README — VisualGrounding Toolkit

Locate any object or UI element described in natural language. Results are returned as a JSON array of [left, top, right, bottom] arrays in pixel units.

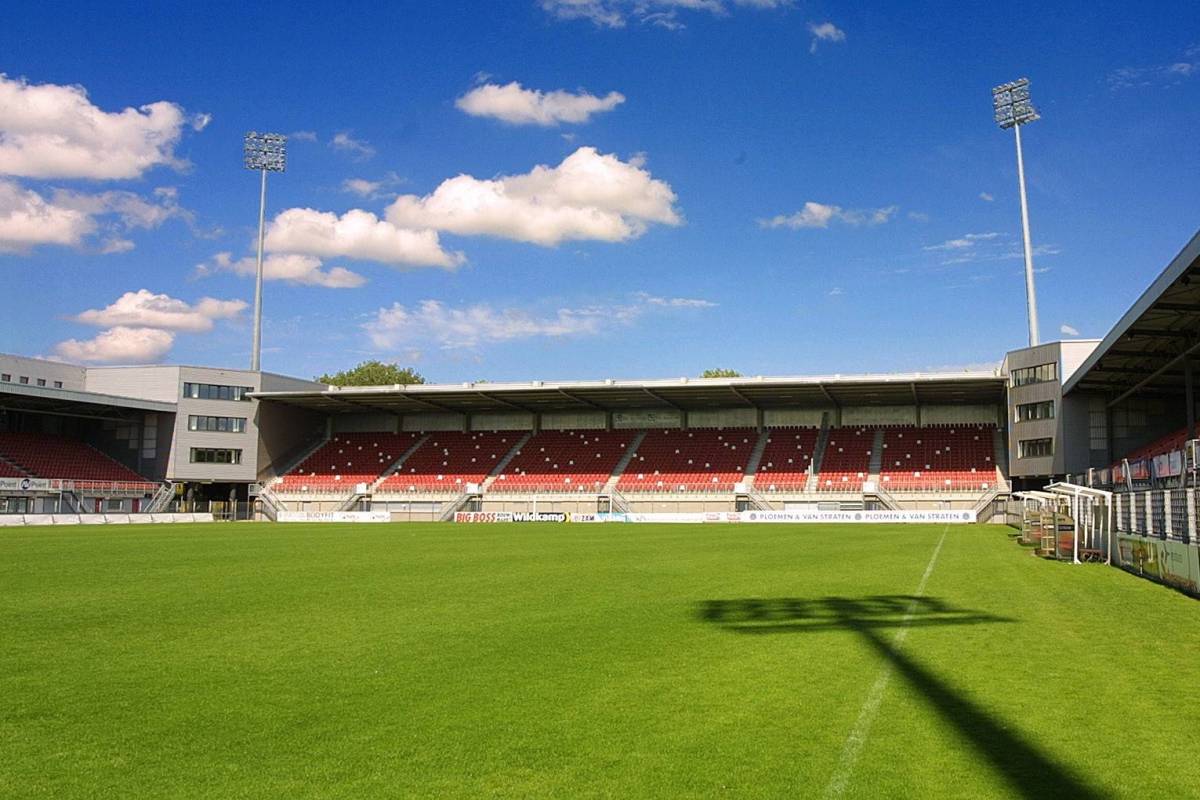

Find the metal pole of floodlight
[[993, 78, 1041, 347], [243, 132, 287, 371]]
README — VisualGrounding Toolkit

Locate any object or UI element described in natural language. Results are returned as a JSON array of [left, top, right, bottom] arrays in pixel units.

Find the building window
[[36, 378, 46, 387], [53, 381, 63, 389], [1, 374, 9, 382], [1010, 363, 1058, 387], [183, 382, 254, 401], [188, 415, 247, 433], [1015, 400, 1055, 422], [19, 376, 29, 385], [190, 447, 242, 465], [1018, 438, 1054, 459]]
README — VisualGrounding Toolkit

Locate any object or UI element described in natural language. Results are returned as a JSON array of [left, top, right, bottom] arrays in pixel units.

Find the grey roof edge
[[251, 369, 1005, 401], [0, 382, 177, 412], [1063, 228, 1200, 395]]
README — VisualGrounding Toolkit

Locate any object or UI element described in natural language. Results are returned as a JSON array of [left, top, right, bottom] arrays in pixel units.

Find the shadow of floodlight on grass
[[697, 596, 1110, 800]]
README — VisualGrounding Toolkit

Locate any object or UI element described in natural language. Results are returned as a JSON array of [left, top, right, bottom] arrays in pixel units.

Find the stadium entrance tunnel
[[697, 596, 1110, 800]]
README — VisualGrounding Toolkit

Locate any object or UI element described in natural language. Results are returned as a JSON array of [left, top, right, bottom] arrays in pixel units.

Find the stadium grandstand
[[4, 228, 1200, 592], [251, 370, 1009, 521], [0, 354, 321, 517]]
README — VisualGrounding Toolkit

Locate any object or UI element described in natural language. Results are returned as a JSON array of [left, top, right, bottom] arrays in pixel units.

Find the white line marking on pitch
[[822, 526, 949, 800]]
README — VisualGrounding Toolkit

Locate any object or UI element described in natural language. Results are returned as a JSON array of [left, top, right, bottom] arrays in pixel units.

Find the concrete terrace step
[[603, 430, 647, 493], [481, 431, 534, 491]]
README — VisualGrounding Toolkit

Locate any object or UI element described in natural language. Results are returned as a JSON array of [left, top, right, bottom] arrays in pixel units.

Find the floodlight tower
[[992, 78, 1041, 347], [243, 132, 287, 372]]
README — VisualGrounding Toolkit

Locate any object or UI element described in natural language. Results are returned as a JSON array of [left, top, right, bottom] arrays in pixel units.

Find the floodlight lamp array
[[991, 78, 1039, 130], [244, 132, 287, 172]]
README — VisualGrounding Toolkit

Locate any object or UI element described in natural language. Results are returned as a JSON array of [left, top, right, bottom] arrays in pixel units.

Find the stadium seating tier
[[379, 431, 520, 493], [754, 427, 819, 492], [492, 429, 635, 493], [878, 424, 996, 492], [816, 427, 878, 492], [277, 432, 421, 492], [617, 428, 756, 493], [0, 432, 148, 482]]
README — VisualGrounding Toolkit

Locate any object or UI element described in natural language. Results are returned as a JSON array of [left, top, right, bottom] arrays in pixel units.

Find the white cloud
[[342, 178, 384, 198], [456, 81, 625, 126], [195, 251, 367, 289], [341, 172, 404, 199], [366, 292, 715, 350], [1060, 324, 1080, 337], [807, 21, 846, 53], [539, 0, 787, 28], [0, 179, 191, 254], [0, 179, 95, 253], [979, 192, 994, 202], [265, 207, 463, 268], [828, 287, 844, 296], [386, 146, 681, 246], [52, 186, 188, 230], [99, 237, 135, 254], [759, 201, 897, 230], [290, 130, 318, 142], [635, 292, 717, 308], [0, 74, 189, 180], [73, 289, 246, 332], [907, 211, 930, 222], [330, 131, 375, 161], [190, 112, 212, 132], [1109, 47, 1200, 90], [923, 232, 999, 251], [927, 232, 1061, 266], [54, 326, 175, 364]]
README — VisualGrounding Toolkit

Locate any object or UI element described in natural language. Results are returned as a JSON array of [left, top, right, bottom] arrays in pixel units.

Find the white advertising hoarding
[[276, 511, 392, 523]]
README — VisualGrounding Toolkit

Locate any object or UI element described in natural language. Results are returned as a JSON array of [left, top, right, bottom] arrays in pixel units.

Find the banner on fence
[[455, 511, 514, 523], [277, 511, 391, 523], [740, 510, 976, 524], [1115, 534, 1200, 594], [454, 511, 571, 523], [452, 509, 976, 524], [0, 477, 52, 492]]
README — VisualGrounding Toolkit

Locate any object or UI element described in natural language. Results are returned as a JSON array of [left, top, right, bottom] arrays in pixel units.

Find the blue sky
[[2, 0, 1199, 382]]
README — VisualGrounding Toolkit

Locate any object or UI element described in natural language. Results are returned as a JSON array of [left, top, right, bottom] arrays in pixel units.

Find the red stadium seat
[[276, 432, 421, 492], [877, 424, 996, 492], [754, 427, 818, 492], [1123, 427, 1189, 463], [816, 427, 878, 492], [0, 432, 149, 482], [492, 429, 635, 493], [616, 428, 755, 493], [378, 431, 518, 494]]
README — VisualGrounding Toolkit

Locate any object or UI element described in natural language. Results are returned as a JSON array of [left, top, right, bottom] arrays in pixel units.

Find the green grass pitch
[[2, 521, 1198, 799]]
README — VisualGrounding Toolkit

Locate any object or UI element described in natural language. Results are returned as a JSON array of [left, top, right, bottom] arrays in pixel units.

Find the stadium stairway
[[806, 422, 832, 492], [742, 430, 772, 488], [602, 430, 647, 493], [0, 454, 31, 478], [269, 433, 331, 485], [867, 429, 886, 484], [370, 434, 432, 492], [992, 428, 1009, 487], [480, 431, 535, 491]]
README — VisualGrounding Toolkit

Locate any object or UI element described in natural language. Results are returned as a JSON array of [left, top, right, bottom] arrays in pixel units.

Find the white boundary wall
[[0, 513, 215, 526]]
